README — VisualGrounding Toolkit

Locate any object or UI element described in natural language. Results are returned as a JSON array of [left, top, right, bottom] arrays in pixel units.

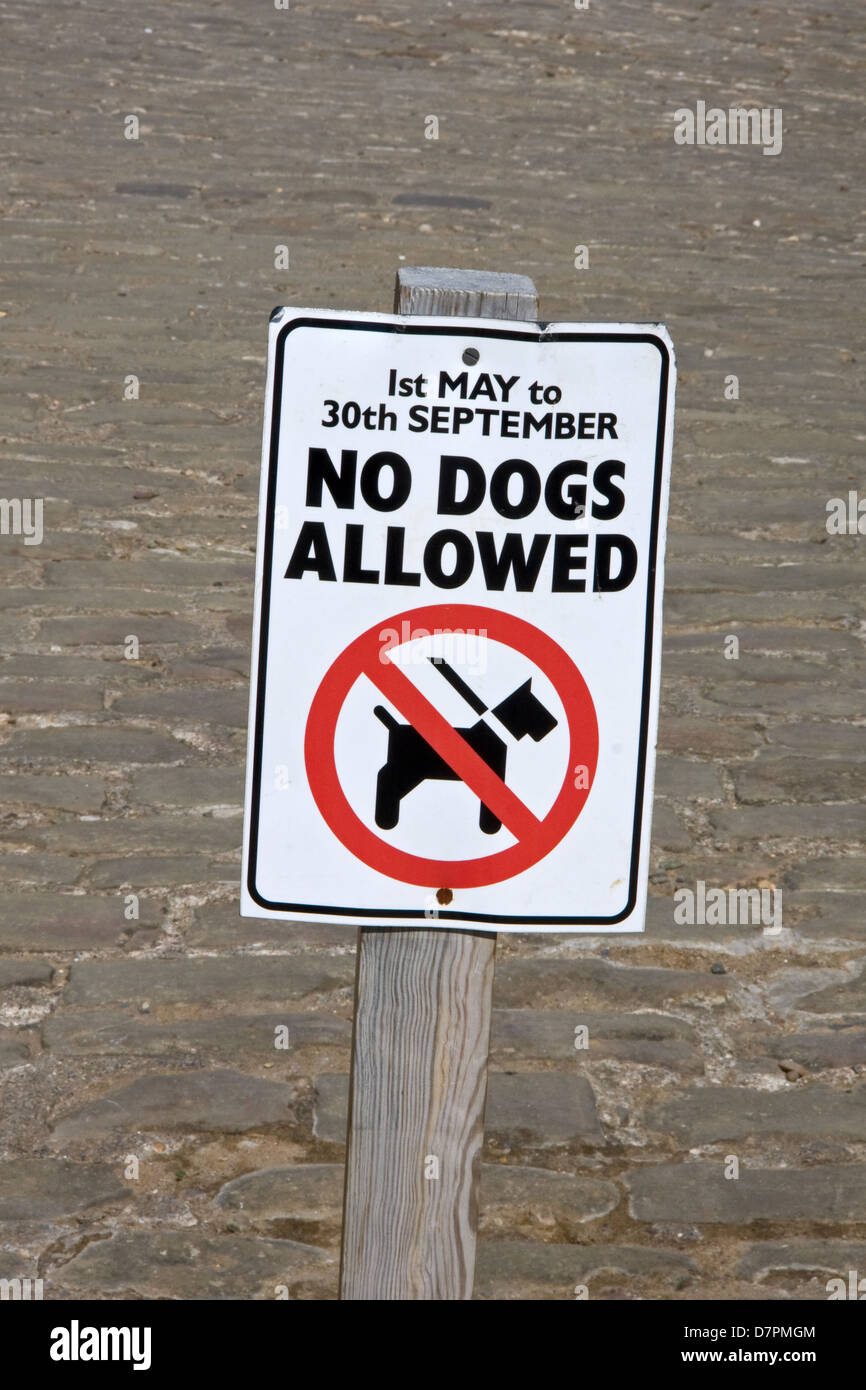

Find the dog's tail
[[373, 705, 401, 733]]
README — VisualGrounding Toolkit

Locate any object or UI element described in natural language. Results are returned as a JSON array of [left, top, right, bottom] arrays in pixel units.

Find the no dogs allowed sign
[[242, 309, 675, 930]]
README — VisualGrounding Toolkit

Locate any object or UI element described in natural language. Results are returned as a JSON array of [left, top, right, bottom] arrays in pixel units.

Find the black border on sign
[[246, 317, 671, 925]]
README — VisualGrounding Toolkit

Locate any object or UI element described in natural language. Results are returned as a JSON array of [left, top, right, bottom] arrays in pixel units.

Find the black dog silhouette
[[373, 678, 557, 834]]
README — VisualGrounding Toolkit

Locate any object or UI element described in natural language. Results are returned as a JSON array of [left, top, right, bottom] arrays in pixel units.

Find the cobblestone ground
[[0, 0, 863, 1300]]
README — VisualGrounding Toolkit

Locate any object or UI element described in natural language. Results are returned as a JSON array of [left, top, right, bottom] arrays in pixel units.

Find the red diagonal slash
[[363, 653, 542, 843]]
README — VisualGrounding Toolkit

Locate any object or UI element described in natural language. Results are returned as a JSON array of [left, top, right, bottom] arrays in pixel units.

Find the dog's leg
[[478, 746, 507, 834], [375, 764, 402, 830]]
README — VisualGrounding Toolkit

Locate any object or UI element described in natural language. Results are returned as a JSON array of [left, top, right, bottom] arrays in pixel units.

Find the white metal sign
[[242, 308, 675, 931]]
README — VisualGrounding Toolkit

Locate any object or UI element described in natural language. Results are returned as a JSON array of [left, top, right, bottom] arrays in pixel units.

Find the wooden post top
[[394, 266, 538, 321]]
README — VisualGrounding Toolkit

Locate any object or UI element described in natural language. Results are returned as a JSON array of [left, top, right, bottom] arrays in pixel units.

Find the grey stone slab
[[657, 716, 763, 759], [65, 956, 354, 1009], [113, 689, 248, 726], [795, 964, 866, 1015], [664, 653, 829, 684], [664, 627, 863, 659], [786, 859, 866, 893], [0, 1033, 31, 1066], [765, 964, 856, 1014], [313, 1074, 349, 1145], [0, 776, 106, 812], [644, 893, 768, 944], [131, 767, 243, 808], [0, 683, 104, 714], [688, 851, 838, 895], [38, 617, 202, 646], [0, 1252, 41, 1283], [86, 855, 231, 888], [664, 562, 866, 596], [0, 1159, 126, 1221], [485, 1074, 603, 1145], [766, 724, 866, 759], [490, 1008, 700, 1071], [9, 817, 241, 856], [654, 757, 724, 802], [0, 894, 158, 951], [650, 1084, 866, 1145], [735, 757, 866, 805], [44, 1010, 351, 1058], [0, 960, 53, 988], [785, 893, 866, 940], [707, 683, 865, 719], [168, 655, 250, 683], [739, 1241, 866, 1283], [0, 855, 80, 887], [651, 804, 693, 851], [493, 957, 728, 1009], [479, 1163, 619, 1230], [627, 1164, 866, 1223], [215, 1164, 343, 1222], [31, 592, 248, 619], [763, 1030, 866, 1069], [2, 727, 190, 766], [188, 901, 355, 950], [475, 1241, 695, 1298], [43, 559, 253, 589], [0, 656, 111, 680], [53, 1230, 333, 1299], [712, 804, 865, 845], [50, 1069, 300, 1141], [666, 594, 856, 625]]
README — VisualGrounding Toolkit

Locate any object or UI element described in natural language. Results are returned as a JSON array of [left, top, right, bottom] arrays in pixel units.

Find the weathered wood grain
[[340, 927, 497, 1300], [339, 267, 539, 1301], [394, 265, 538, 321]]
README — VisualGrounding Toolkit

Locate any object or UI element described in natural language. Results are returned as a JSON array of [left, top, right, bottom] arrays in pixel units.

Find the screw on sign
[[304, 603, 598, 890], [241, 267, 676, 1299]]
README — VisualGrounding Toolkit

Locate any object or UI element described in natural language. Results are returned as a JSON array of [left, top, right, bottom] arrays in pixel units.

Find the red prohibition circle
[[304, 603, 598, 889]]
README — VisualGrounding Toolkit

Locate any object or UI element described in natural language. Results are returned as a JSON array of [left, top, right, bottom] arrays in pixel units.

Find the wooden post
[[338, 267, 539, 1301]]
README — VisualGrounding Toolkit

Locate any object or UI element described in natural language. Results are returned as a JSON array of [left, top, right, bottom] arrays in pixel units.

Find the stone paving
[[0, 0, 863, 1299]]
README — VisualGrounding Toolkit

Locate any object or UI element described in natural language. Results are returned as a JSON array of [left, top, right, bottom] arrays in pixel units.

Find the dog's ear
[[493, 680, 558, 742]]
